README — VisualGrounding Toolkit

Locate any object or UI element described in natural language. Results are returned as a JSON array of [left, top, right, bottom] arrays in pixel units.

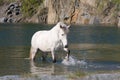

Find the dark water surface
[[0, 24, 120, 79]]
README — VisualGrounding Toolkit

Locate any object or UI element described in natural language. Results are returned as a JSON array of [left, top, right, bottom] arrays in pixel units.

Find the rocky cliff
[[45, 0, 120, 26], [0, 0, 120, 26]]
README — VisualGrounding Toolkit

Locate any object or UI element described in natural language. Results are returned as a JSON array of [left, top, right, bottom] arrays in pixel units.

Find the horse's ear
[[60, 25, 66, 30], [60, 25, 63, 28]]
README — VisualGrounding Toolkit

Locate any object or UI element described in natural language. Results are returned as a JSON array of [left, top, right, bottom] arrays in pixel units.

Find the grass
[[0, 0, 16, 5], [96, 0, 120, 14], [21, 0, 44, 17], [111, 0, 120, 5]]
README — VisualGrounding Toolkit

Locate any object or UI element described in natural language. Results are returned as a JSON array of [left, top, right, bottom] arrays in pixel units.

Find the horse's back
[[31, 30, 49, 47]]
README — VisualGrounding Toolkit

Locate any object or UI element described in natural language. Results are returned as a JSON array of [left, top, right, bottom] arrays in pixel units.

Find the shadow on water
[[0, 24, 120, 79]]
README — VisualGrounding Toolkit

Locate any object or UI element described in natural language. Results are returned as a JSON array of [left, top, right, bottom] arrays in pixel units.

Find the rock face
[[31, 0, 119, 25], [0, 0, 120, 26]]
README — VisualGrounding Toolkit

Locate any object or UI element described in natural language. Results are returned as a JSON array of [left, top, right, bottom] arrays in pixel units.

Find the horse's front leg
[[51, 49, 56, 63], [64, 45, 70, 61]]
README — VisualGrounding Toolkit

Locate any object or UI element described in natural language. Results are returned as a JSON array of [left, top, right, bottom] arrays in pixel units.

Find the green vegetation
[[96, 0, 120, 15], [21, 0, 44, 17], [0, 0, 4, 5], [68, 71, 87, 79], [112, 0, 120, 5], [111, 0, 120, 11], [96, 0, 108, 13]]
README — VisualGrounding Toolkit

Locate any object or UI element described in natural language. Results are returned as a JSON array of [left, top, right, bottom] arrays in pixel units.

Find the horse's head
[[57, 22, 70, 48], [58, 22, 70, 34]]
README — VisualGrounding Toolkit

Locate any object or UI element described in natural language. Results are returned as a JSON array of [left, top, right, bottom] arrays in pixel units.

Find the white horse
[[29, 22, 70, 63]]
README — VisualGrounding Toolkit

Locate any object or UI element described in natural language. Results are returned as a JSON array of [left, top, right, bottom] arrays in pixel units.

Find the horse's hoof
[[53, 59, 56, 63]]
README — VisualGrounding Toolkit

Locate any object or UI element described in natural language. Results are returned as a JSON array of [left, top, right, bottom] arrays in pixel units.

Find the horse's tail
[[29, 47, 37, 61]]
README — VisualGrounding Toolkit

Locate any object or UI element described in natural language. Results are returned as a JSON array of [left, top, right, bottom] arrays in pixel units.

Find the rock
[[28, 7, 48, 23], [118, 17, 120, 27], [118, 12, 120, 27], [0, 17, 6, 23], [15, 8, 20, 12], [15, 11, 20, 15], [7, 3, 15, 10], [47, 0, 75, 24], [6, 10, 12, 15], [47, 0, 58, 24], [7, 18, 13, 23], [70, 9, 80, 24], [0, 0, 119, 25], [80, 0, 96, 7], [43, 0, 119, 25], [4, 17, 8, 22], [28, 15, 39, 23], [8, 14, 13, 17], [14, 4, 19, 8], [8, 6, 15, 11], [89, 16, 100, 24], [0, 1, 21, 23]]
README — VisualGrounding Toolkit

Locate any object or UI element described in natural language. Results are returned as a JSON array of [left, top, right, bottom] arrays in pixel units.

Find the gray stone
[[4, 17, 8, 22], [6, 10, 12, 15], [0, 17, 8, 23], [118, 17, 120, 27], [89, 16, 100, 24], [15, 11, 20, 15], [7, 18, 13, 23]]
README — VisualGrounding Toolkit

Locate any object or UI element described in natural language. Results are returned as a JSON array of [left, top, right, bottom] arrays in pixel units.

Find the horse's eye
[[61, 34, 64, 36]]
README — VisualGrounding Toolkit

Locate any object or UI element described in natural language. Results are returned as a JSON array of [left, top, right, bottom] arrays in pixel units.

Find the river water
[[0, 23, 120, 80]]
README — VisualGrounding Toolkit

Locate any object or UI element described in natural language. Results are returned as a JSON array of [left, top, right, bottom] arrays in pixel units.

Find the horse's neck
[[50, 25, 59, 33], [50, 25, 60, 39]]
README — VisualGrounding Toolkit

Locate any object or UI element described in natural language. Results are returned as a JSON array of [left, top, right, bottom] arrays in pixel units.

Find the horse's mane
[[51, 22, 66, 31]]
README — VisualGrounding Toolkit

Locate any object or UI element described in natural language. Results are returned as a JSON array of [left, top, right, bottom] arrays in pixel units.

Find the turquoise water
[[0, 24, 120, 79]]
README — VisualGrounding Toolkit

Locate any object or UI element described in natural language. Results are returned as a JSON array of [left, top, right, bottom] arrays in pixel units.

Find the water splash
[[62, 55, 87, 67]]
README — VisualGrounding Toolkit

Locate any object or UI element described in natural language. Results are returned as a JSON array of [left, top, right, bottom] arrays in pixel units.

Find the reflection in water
[[70, 43, 120, 62], [29, 60, 75, 76], [30, 61, 55, 75]]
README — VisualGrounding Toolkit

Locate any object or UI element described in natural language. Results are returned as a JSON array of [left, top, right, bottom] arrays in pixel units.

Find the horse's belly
[[38, 41, 62, 52], [37, 41, 51, 52], [39, 46, 51, 52]]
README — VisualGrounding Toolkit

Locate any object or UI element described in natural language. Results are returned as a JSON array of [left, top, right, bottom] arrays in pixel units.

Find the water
[[0, 24, 120, 80], [62, 55, 87, 66]]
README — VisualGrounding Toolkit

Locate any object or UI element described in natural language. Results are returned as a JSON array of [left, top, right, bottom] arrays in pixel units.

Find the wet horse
[[29, 22, 70, 63]]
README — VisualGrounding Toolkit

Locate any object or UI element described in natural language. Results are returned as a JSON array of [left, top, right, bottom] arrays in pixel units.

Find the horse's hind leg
[[29, 47, 37, 61], [41, 52, 48, 61]]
